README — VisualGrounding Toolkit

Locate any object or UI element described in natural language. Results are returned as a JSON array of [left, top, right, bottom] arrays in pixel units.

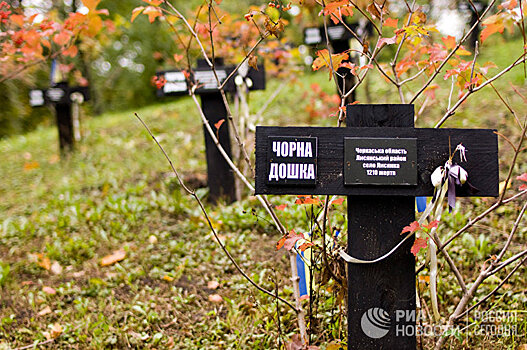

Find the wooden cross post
[[156, 58, 265, 204], [254, 104, 498, 349], [29, 82, 90, 153]]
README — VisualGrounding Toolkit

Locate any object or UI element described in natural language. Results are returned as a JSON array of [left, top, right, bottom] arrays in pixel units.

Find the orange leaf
[[142, 0, 163, 5], [284, 230, 306, 251], [322, 0, 354, 24], [411, 237, 428, 256], [10, 14, 25, 27], [100, 250, 126, 266], [401, 221, 420, 234], [62, 45, 78, 58], [312, 49, 349, 72], [83, 0, 101, 12], [173, 53, 183, 62], [480, 20, 504, 43], [38, 256, 51, 270], [214, 119, 225, 130], [23, 161, 40, 171], [143, 6, 162, 23], [53, 32, 70, 46], [441, 35, 457, 50], [276, 236, 287, 250], [298, 241, 314, 252], [383, 18, 398, 28], [131, 6, 145, 22]]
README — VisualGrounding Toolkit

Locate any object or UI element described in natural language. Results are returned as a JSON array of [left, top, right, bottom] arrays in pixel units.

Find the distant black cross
[[155, 58, 265, 204], [30, 82, 90, 153], [255, 104, 498, 349], [303, 22, 372, 104]]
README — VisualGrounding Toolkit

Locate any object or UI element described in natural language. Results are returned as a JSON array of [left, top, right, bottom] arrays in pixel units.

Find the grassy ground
[[1, 37, 527, 349]]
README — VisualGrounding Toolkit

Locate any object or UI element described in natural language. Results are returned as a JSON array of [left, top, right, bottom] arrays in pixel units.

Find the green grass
[[1, 37, 526, 349]]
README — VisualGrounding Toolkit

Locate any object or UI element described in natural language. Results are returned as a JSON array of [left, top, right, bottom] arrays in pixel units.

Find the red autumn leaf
[[518, 173, 527, 190], [383, 18, 398, 28], [331, 198, 345, 205], [517, 173, 527, 182], [411, 237, 429, 256], [283, 230, 306, 251], [275, 204, 287, 211], [214, 119, 225, 130], [376, 36, 397, 48], [441, 35, 457, 50], [401, 221, 421, 234], [423, 220, 438, 230]]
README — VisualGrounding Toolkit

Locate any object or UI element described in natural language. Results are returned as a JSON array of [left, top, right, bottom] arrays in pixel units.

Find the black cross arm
[[254, 126, 498, 197], [155, 64, 265, 97], [29, 84, 90, 107]]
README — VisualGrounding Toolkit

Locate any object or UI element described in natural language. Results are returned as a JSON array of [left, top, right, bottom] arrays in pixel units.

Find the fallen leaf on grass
[[207, 281, 220, 289], [38, 306, 52, 317], [29, 253, 51, 270], [23, 161, 40, 171], [42, 286, 56, 295], [162, 275, 174, 282], [50, 261, 62, 275], [51, 323, 63, 338], [100, 250, 126, 266], [208, 294, 223, 303]]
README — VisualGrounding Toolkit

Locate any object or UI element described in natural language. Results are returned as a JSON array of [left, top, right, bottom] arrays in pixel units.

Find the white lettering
[[306, 164, 315, 179], [272, 141, 279, 156], [287, 163, 299, 179], [289, 142, 297, 157], [304, 142, 313, 157], [268, 163, 279, 181], [278, 163, 287, 178]]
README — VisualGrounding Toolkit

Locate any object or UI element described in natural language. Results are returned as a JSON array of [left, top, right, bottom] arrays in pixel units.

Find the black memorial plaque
[[344, 137, 417, 186], [267, 136, 317, 186]]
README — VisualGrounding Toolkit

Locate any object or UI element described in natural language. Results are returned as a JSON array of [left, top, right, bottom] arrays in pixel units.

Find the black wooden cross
[[30, 81, 90, 153], [156, 58, 265, 204], [254, 104, 498, 349]]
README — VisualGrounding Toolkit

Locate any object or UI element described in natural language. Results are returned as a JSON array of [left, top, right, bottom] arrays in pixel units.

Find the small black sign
[[267, 136, 317, 186], [344, 137, 417, 186]]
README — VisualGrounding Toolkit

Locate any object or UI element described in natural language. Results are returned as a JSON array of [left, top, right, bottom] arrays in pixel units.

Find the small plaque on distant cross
[[344, 137, 417, 186], [267, 136, 317, 186]]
